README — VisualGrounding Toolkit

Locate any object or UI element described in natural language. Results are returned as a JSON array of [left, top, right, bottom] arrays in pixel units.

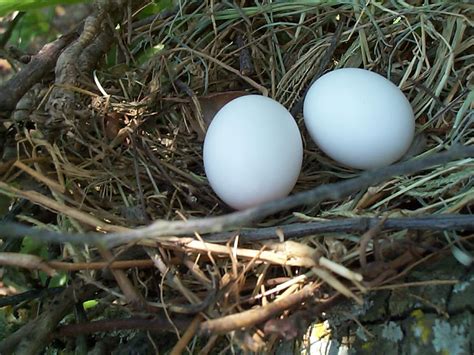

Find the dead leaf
[[104, 112, 123, 141], [192, 91, 247, 141]]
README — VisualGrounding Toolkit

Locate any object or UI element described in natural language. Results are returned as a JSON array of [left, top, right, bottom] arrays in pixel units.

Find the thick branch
[[0, 31, 79, 113]]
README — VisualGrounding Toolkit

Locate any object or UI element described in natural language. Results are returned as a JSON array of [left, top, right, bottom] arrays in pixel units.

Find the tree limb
[[0, 30, 79, 113]]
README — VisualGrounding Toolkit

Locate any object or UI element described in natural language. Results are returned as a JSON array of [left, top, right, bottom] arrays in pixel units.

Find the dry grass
[[1, 1, 473, 353]]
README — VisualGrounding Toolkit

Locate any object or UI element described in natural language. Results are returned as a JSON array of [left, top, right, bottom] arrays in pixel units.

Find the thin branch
[[0, 221, 101, 245], [205, 214, 474, 242], [199, 283, 320, 335], [0, 287, 64, 308], [0, 252, 57, 276], [170, 314, 203, 355], [0, 146, 472, 247], [48, 259, 156, 271]]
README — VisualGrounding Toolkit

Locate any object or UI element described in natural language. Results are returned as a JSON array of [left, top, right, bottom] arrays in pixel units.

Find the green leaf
[[20, 236, 48, 258], [138, 0, 174, 17], [82, 299, 99, 310], [135, 43, 165, 66], [48, 271, 68, 288], [0, 0, 92, 17]]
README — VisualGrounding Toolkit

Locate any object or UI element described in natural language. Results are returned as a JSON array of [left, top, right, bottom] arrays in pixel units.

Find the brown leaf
[[193, 91, 247, 141], [104, 112, 123, 141]]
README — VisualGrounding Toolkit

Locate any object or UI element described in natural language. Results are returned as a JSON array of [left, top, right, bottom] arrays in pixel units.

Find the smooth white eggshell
[[203, 95, 303, 210], [303, 68, 415, 169]]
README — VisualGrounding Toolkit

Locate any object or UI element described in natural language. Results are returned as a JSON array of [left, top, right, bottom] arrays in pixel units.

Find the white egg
[[203, 95, 303, 210], [303, 68, 415, 170]]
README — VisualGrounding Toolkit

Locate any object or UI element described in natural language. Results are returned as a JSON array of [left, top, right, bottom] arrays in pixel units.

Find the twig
[[370, 279, 459, 291], [199, 282, 319, 335], [0, 146, 472, 247], [170, 314, 203, 355], [13, 160, 65, 194], [97, 247, 146, 309], [206, 214, 474, 242], [130, 133, 149, 223], [170, 47, 268, 96], [1, 214, 472, 247], [0, 181, 128, 233], [312, 267, 363, 305], [0, 287, 64, 307], [359, 215, 387, 269], [48, 259, 156, 271], [131, 6, 179, 29], [0, 252, 57, 276]]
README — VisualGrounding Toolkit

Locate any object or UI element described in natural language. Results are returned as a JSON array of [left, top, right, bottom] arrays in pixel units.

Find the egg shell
[[203, 95, 303, 210], [303, 68, 415, 169]]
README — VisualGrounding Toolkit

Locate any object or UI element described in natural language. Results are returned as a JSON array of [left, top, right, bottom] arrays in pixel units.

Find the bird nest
[[0, 1, 472, 353]]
